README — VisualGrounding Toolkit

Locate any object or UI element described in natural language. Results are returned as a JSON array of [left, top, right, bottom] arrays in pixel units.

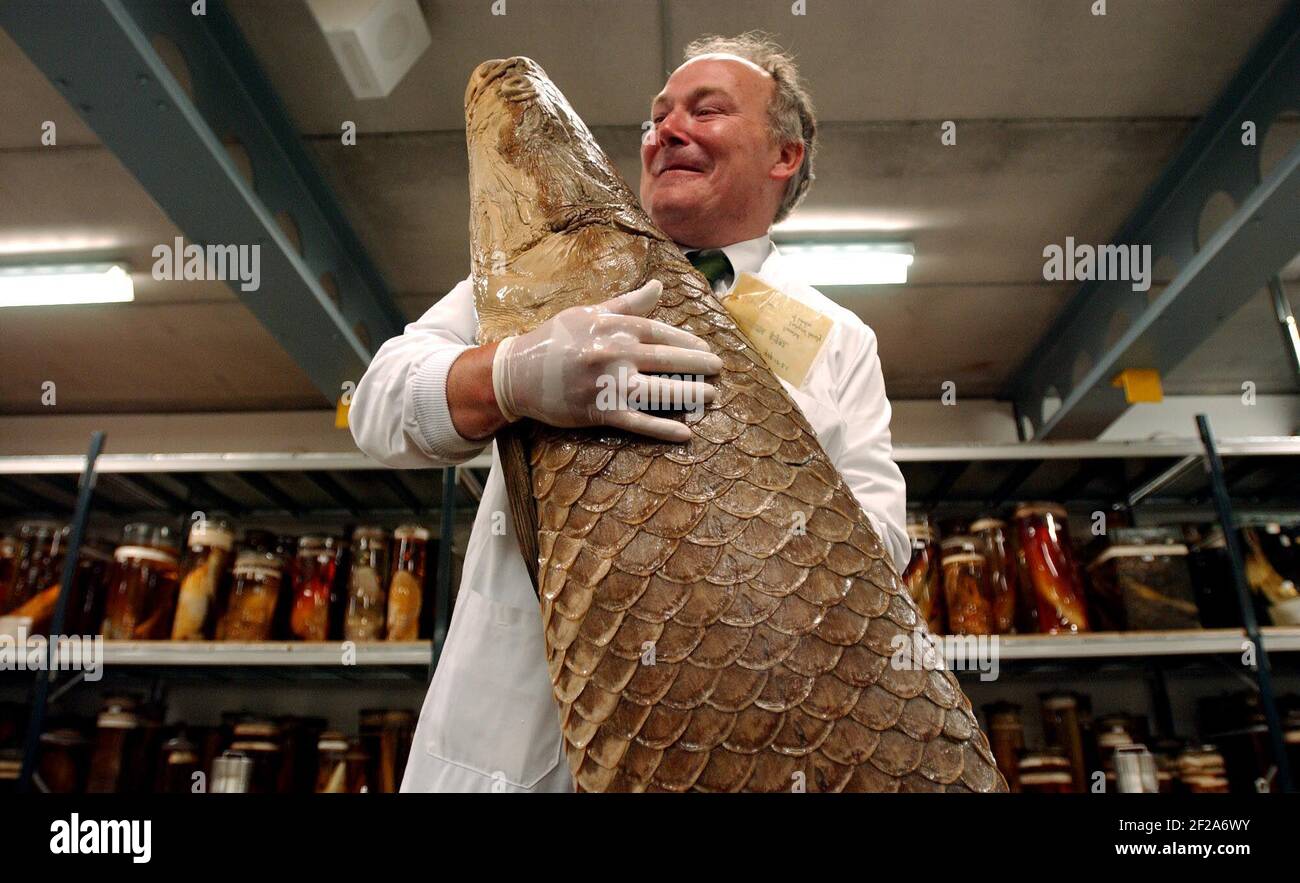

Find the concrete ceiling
[[0, 0, 1295, 417]]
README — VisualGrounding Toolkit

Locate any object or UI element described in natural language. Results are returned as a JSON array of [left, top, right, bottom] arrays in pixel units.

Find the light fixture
[[775, 242, 915, 285], [0, 263, 134, 307], [307, 0, 432, 100]]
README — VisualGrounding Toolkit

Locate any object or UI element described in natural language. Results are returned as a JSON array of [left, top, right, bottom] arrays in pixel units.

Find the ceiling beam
[[1006, 1, 1300, 439], [0, 0, 405, 403]]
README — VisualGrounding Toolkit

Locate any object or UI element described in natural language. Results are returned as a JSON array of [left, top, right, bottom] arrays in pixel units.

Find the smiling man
[[349, 32, 909, 792]]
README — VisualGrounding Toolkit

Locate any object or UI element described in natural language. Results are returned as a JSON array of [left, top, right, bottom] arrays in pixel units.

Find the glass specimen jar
[[290, 535, 342, 642], [171, 518, 234, 640], [4, 521, 69, 614], [971, 517, 1019, 633], [385, 525, 429, 641], [344, 526, 389, 642], [1012, 503, 1090, 634], [217, 550, 284, 641], [101, 524, 181, 640], [902, 515, 946, 634], [940, 536, 994, 635]]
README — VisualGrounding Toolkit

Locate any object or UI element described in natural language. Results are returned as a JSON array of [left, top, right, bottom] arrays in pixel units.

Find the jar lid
[[906, 523, 935, 541], [232, 720, 280, 739], [212, 751, 253, 773], [188, 520, 234, 551], [1089, 543, 1189, 567], [394, 524, 430, 541], [297, 535, 339, 553], [40, 727, 88, 746], [1040, 691, 1079, 710], [317, 730, 348, 751], [229, 740, 280, 753], [969, 518, 1006, 532], [121, 522, 179, 554], [1013, 502, 1068, 519], [939, 536, 979, 560], [96, 709, 140, 729], [352, 525, 387, 541], [234, 550, 282, 573], [19, 520, 68, 538], [163, 734, 196, 753], [1098, 728, 1134, 750], [1108, 526, 1181, 545], [113, 545, 179, 565], [1018, 751, 1070, 771]]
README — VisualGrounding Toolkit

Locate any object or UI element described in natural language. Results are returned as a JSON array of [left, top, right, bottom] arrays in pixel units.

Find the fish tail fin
[[498, 422, 541, 597]]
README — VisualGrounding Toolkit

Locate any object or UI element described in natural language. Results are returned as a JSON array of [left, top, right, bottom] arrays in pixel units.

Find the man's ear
[[769, 139, 805, 184]]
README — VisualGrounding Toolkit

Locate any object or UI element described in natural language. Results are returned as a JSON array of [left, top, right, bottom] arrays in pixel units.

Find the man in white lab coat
[[349, 34, 909, 792]]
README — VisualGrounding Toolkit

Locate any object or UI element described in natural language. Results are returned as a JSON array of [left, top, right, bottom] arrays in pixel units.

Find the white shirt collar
[[678, 233, 774, 292]]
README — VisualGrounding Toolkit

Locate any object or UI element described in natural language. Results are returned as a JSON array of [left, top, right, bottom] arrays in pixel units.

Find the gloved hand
[[491, 279, 723, 442]]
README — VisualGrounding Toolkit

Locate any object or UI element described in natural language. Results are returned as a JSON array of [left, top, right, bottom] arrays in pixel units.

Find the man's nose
[[653, 107, 689, 148]]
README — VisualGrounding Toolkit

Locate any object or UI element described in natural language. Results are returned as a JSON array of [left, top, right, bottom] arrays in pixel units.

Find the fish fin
[[498, 422, 540, 597]]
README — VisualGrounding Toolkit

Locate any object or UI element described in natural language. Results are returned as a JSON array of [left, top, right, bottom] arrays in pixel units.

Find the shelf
[[0, 457, 484, 520], [0, 438, 1295, 476], [94, 640, 432, 666], [962, 628, 1239, 661], [0, 640, 432, 669], [3, 629, 1296, 673], [2, 437, 1296, 518], [943, 627, 1300, 668], [0, 451, 495, 475]]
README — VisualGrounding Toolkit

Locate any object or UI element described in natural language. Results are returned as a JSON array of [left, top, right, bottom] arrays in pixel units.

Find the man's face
[[640, 55, 792, 248]]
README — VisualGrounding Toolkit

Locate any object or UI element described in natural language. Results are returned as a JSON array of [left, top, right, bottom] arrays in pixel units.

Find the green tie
[[687, 249, 733, 286]]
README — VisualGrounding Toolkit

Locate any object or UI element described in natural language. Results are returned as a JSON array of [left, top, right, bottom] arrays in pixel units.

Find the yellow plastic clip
[[1111, 368, 1163, 404], [335, 397, 351, 429]]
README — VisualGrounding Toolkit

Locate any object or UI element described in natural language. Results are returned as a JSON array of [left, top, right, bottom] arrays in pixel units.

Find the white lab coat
[[349, 235, 910, 792]]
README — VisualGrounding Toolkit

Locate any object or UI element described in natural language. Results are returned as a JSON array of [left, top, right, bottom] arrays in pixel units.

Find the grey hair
[[682, 31, 817, 224]]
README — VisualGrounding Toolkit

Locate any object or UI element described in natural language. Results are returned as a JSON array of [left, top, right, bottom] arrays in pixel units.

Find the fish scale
[[464, 55, 1005, 792]]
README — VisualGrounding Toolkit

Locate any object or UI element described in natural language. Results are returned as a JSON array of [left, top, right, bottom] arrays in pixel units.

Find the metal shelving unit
[[896, 436, 1300, 511], [955, 627, 1300, 662], [3, 628, 1296, 669], [4, 432, 1298, 789], [2, 436, 1297, 516], [0, 451, 493, 519]]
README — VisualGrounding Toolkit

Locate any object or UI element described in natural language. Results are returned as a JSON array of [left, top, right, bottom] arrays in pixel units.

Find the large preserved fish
[[464, 56, 1005, 792]]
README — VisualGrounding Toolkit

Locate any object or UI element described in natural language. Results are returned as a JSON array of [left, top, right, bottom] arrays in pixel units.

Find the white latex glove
[[491, 279, 722, 442]]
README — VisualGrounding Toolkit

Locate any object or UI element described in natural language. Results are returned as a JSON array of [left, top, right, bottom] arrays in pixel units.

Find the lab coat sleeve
[[830, 323, 911, 575], [349, 278, 491, 468]]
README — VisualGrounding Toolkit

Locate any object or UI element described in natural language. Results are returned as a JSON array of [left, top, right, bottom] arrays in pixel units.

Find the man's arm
[[829, 324, 911, 575], [350, 279, 495, 468], [351, 278, 722, 466], [446, 341, 507, 441]]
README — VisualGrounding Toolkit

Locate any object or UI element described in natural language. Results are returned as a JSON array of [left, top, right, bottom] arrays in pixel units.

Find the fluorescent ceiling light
[[0, 263, 134, 307], [776, 242, 915, 285], [773, 214, 918, 234]]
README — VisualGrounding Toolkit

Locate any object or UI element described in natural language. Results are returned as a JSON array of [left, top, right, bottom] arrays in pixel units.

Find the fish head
[[464, 56, 665, 343]]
